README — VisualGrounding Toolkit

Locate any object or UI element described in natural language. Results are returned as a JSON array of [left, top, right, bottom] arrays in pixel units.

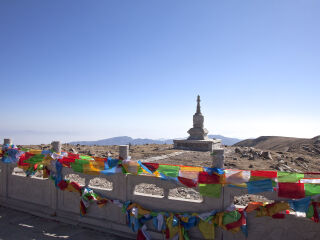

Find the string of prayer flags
[[4, 145, 320, 205]]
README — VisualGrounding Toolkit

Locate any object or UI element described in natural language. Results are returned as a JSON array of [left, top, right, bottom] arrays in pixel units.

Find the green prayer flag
[[307, 205, 314, 218], [121, 166, 128, 174], [79, 155, 93, 160], [75, 159, 90, 164], [199, 184, 221, 198], [183, 227, 190, 240], [277, 172, 304, 182], [223, 210, 241, 225], [158, 165, 180, 177], [71, 163, 84, 173], [305, 184, 320, 196], [137, 166, 143, 175], [25, 154, 44, 164]]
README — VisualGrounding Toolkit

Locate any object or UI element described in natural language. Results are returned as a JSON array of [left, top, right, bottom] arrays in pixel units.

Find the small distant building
[[173, 95, 221, 151]]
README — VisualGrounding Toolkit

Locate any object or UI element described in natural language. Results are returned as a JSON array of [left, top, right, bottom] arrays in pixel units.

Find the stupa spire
[[196, 95, 201, 114]]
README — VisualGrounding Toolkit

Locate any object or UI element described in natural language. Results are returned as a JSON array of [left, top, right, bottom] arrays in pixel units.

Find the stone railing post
[[212, 148, 225, 169], [0, 139, 11, 200], [119, 145, 129, 203], [3, 138, 12, 146], [49, 141, 61, 215], [119, 145, 129, 160], [51, 141, 61, 153]]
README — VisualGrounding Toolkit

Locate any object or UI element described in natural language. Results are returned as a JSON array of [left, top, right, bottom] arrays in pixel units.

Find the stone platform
[[173, 139, 221, 152]]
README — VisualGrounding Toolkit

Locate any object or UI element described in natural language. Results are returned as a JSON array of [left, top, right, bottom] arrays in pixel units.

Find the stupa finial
[[196, 95, 201, 114]]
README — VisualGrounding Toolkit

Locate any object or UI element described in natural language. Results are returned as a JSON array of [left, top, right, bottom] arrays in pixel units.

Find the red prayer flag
[[278, 182, 305, 199], [251, 170, 277, 178], [59, 157, 76, 167], [178, 177, 197, 188], [272, 213, 285, 219], [67, 153, 80, 159], [70, 182, 82, 193], [312, 202, 319, 223], [97, 199, 108, 207], [19, 152, 35, 166], [198, 171, 220, 184], [80, 200, 87, 215], [142, 162, 159, 172], [136, 229, 146, 240], [57, 180, 68, 190]]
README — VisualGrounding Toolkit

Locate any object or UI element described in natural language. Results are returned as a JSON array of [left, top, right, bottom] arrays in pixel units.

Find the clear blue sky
[[0, 0, 319, 144]]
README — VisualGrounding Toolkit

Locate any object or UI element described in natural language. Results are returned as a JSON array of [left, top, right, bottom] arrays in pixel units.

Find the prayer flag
[[157, 165, 180, 178], [278, 183, 305, 199], [277, 172, 304, 183], [80, 155, 93, 160], [223, 210, 241, 225], [25, 154, 44, 164], [304, 184, 320, 196], [246, 179, 273, 194], [204, 167, 224, 175], [288, 197, 311, 213], [250, 170, 277, 179], [225, 170, 250, 184], [198, 172, 220, 184], [199, 184, 221, 198], [198, 220, 215, 240], [178, 177, 197, 188], [300, 179, 320, 184], [142, 162, 159, 172]]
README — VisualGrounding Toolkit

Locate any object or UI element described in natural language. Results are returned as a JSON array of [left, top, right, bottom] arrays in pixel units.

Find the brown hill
[[234, 135, 320, 155]]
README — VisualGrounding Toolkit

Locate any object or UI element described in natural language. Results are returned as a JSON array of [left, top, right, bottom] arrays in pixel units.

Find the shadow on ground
[[0, 206, 129, 240]]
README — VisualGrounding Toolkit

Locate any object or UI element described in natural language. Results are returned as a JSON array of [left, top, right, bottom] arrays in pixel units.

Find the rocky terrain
[[235, 136, 320, 156]]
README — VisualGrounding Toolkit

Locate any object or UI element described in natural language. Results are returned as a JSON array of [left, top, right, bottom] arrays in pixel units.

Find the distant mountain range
[[70, 135, 242, 146]]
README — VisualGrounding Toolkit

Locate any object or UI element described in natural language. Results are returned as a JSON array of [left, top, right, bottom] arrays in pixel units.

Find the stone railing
[[0, 140, 320, 239]]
